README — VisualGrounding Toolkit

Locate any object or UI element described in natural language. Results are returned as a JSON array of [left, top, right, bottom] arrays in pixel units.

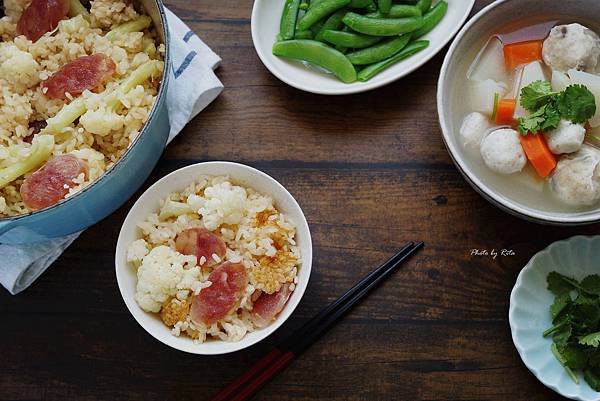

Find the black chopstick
[[211, 241, 424, 401]]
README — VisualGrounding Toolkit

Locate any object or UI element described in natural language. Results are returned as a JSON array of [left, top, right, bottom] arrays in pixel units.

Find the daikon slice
[[551, 70, 570, 92], [467, 37, 509, 83], [469, 79, 508, 116]]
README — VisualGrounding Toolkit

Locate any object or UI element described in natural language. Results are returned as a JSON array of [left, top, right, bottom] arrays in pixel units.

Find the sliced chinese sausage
[[175, 227, 227, 267], [42, 54, 117, 100], [190, 262, 248, 325], [20, 154, 88, 210], [252, 284, 292, 328], [17, 0, 70, 42]]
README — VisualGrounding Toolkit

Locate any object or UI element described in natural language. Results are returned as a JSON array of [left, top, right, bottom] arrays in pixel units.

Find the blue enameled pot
[[0, 0, 171, 244]]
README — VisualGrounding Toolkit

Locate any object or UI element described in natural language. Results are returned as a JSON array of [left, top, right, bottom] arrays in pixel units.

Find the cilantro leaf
[[546, 272, 600, 390], [520, 80, 557, 111], [590, 350, 600, 367], [581, 275, 600, 296], [575, 291, 597, 305], [551, 293, 572, 319], [557, 84, 597, 124], [552, 343, 580, 384], [585, 368, 600, 391], [548, 272, 579, 295], [518, 103, 562, 135], [518, 106, 546, 135], [540, 104, 561, 132], [517, 82, 596, 136], [572, 303, 600, 330], [580, 332, 600, 348], [553, 324, 573, 346], [562, 345, 589, 369]]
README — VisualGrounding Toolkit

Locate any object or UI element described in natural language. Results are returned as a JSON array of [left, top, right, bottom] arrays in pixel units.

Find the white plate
[[251, 0, 475, 95], [115, 161, 313, 355], [509, 236, 600, 400]]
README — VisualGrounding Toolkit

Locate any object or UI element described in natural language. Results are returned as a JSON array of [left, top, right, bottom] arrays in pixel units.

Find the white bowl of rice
[[115, 161, 312, 354]]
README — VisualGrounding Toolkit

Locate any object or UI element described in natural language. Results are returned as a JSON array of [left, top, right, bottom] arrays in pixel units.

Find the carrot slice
[[495, 98, 516, 125], [519, 133, 557, 178], [503, 40, 543, 70]]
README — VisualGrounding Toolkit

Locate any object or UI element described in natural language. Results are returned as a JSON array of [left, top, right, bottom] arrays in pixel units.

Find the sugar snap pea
[[309, 19, 325, 36], [272, 39, 357, 83], [346, 33, 410, 65], [412, 0, 447, 38], [316, 0, 368, 6], [366, 4, 421, 18], [348, 0, 371, 7], [377, 0, 392, 13], [365, 1, 377, 12], [295, 30, 314, 39], [299, 0, 310, 10], [280, 0, 301, 40], [357, 39, 429, 81], [314, 8, 346, 41], [415, 0, 432, 13], [298, 0, 350, 31], [342, 12, 423, 36], [322, 29, 382, 48]]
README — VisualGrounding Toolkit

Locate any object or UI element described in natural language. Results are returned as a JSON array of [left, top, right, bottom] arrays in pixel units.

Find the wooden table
[[2, 1, 598, 400]]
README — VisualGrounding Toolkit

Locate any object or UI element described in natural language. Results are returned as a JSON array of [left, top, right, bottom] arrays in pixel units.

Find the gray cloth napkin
[[0, 9, 224, 295]]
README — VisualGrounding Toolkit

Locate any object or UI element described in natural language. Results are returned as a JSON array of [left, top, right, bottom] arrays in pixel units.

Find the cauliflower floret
[[135, 245, 199, 313], [58, 15, 90, 35], [545, 119, 586, 155], [543, 24, 600, 73], [80, 107, 125, 136], [550, 145, 600, 207], [0, 196, 6, 214], [127, 239, 150, 264], [460, 112, 492, 155], [0, 44, 41, 91], [188, 182, 248, 231], [480, 128, 527, 174]]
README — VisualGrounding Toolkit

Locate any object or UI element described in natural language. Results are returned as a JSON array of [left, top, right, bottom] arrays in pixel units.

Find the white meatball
[[460, 112, 492, 154], [545, 119, 586, 155], [543, 23, 600, 73], [480, 128, 527, 174], [550, 145, 600, 207]]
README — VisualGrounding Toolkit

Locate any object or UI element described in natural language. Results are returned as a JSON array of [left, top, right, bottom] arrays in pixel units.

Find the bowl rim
[[509, 235, 600, 401], [114, 161, 313, 355], [0, 0, 171, 225], [437, 0, 600, 225], [251, 0, 475, 95]]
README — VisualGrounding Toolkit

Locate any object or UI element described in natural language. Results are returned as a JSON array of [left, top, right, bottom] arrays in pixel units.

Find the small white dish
[[115, 161, 313, 355], [251, 0, 475, 95], [509, 236, 600, 401]]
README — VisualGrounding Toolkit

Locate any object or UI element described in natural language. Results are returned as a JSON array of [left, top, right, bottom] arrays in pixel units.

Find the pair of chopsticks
[[211, 241, 425, 401]]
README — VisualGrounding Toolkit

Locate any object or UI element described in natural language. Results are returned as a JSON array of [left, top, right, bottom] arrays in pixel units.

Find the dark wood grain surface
[[1, 1, 597, 400]]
